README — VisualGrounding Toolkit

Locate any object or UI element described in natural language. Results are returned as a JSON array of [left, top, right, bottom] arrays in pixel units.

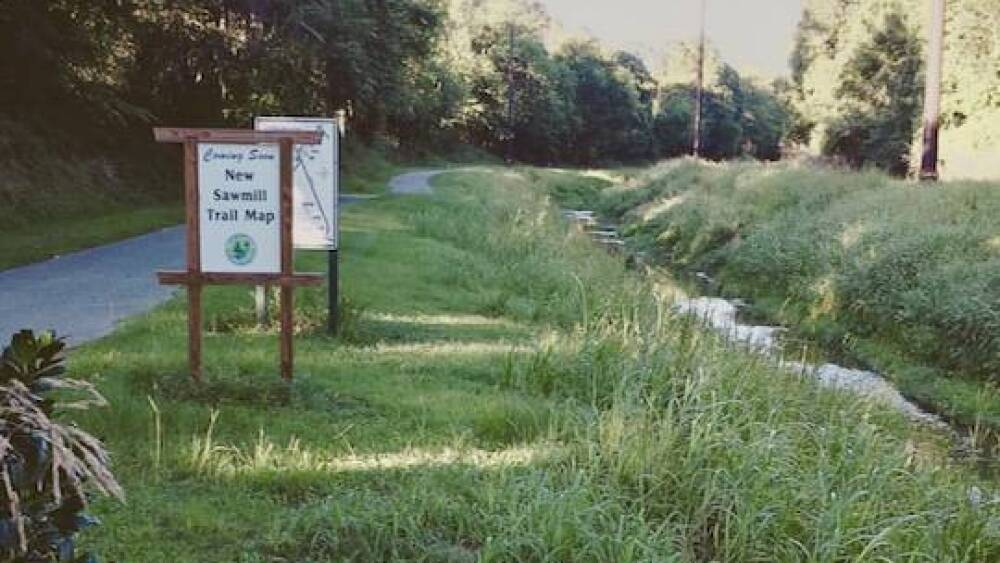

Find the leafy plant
[[0, 330, 122, 562], [1, 331, 68, 411]]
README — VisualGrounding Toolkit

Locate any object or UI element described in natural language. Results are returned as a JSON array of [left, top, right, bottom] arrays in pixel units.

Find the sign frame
[[153, 127, 324, 381]]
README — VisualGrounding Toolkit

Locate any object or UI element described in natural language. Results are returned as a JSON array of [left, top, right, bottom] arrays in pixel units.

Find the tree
[[0, 0, 143, 126], [653, 53, 791, 161], [557, 40, 656, 164], [791, 0, 999, 177], [823, 13, 923, 175]]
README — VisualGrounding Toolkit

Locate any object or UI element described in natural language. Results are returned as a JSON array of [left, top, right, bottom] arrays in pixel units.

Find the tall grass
[[67, 165, 999, 560], [409, 170, 639, 328], [605, 160, 1000, 428], [399, 168, 1000, 560], [504, 297, 999, 560]]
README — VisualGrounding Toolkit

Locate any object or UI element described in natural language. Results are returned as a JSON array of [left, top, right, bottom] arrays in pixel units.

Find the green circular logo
[[225, 233, 257, 266]]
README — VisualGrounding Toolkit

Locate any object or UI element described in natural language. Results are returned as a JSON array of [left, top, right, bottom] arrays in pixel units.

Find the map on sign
[[255, 117, 339, 250], [197, 143, 282, 274]]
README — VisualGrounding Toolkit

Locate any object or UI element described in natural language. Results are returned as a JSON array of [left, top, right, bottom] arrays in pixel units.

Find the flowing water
[[673, 295, 947, 428], [563, 209, 995, 482], [673, 290, 1000, 483], [564, 210, 953, 431]]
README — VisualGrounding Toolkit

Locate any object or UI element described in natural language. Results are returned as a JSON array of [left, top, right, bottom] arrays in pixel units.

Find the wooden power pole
[[692, 0, 707, 158], [506, 23, 516, 163], [919, 0, 946, 181]]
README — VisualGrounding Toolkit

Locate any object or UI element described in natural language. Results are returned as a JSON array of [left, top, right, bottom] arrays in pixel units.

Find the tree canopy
[[0, 0, 800, 167]]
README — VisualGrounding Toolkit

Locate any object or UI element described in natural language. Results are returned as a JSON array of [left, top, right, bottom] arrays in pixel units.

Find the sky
[[538, 0, 804, 78]]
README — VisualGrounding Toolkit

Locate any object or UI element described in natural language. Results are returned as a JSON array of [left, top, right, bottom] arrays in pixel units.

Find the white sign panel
[[255, 117, 339, 250], [198, 143, 281, 273]]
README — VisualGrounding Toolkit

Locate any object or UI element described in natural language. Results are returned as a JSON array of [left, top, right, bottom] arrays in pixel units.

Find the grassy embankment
[[0, 118, 409, 270], [57, 167, 1000, 560], [0, 117, 180, 270], [587, 160, 999, 433]]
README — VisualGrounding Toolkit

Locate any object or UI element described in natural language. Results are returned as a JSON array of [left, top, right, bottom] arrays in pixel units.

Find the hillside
[[0, 114, 421, 270]]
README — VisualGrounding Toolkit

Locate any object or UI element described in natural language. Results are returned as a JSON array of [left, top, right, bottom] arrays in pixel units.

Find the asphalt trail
[[388, 169, 445, 195], [0, 193, 382, 345]]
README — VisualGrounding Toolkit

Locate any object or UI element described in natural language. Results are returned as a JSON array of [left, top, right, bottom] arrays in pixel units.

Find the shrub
[[2, 330, 71, 415], [0, 330, 122, 562]]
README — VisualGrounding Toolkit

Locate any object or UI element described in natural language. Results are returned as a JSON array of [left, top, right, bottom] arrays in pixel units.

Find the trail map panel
[[255, 117, 339, 250], [198, 143, 281, 273]]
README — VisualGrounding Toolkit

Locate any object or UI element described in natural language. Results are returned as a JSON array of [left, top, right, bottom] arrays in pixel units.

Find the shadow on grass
[[129, 368, 376, 414], [186, 434, 564, 508], [354, 313, 531, 344]]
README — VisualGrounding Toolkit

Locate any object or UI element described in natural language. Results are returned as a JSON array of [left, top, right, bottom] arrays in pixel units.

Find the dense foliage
[[654, 59, 794, 161], [3, 0, 997, 173], [0, 0, 795, 166], [792, 0, 1000, 177]]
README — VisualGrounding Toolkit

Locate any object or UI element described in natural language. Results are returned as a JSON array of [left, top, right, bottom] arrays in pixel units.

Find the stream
[[562, 209, 984, 457], [673, 293, 946, 428], [673, 289, 1000, 485], [563, 205, 999, 497]]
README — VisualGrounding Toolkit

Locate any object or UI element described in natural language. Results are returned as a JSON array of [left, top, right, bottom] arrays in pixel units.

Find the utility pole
[[692, 0, 706, 158], [506, 22, 516, 164], [919, 0, 946, 181]]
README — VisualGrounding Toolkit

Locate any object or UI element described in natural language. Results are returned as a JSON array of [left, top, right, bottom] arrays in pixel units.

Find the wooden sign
[[153, 128, 324, 381]]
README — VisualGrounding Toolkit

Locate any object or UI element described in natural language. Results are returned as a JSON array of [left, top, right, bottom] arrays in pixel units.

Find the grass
[[0, 114, 182, 269], [595, 159, 1000, 432], [0, 204, 183, 270], [47, 166, 1000, 561]]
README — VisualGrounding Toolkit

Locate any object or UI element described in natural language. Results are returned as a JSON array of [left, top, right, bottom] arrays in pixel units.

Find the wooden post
[[920, 0, 946, 181], [155, 128, 322, 382], [279, 139, 294, 380], [692, 0, 706, 158], [183, 141, 203, 382]]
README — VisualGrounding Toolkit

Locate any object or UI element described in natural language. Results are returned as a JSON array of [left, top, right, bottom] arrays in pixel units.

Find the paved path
[[0, 227, 184, 346], [0, 194, 375, 346], [388, 169, 448, 195]]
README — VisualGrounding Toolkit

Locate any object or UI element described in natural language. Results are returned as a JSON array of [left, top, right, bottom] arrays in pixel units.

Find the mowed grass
[[0, 203, 183, 270], [0, 115, 185, 269], [60, 168, 999, 561]]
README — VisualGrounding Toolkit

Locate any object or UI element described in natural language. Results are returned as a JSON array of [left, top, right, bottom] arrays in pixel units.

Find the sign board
[[153, 127, 324, 382], [198, 143, 281, 273], [255, 117, 339, 250]]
